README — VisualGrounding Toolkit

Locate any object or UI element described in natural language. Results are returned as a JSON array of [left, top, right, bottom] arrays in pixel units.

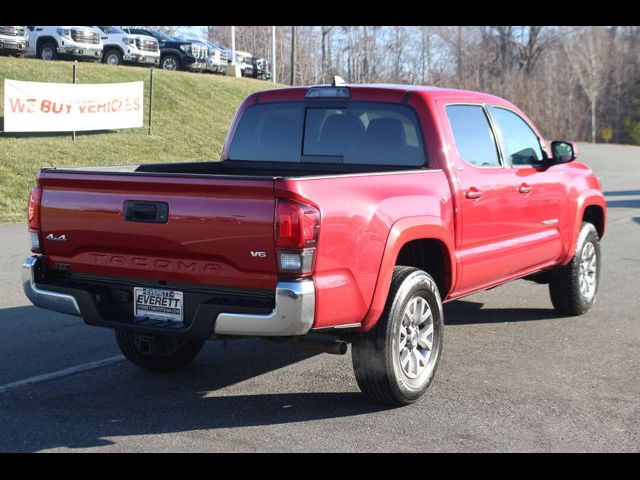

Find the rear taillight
[[275, 199, 320, 276], [28, 186, 42, 253]]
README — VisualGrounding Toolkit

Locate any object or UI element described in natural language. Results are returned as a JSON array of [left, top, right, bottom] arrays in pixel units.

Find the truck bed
[[37, 160, 429, 291], [36, 160, 447, 330], [44, 159, 423, 179]]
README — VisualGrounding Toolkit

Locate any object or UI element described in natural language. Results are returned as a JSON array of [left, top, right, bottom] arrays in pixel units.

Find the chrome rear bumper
[[22, 256, 80, 316], [214, 280, 315, 336], [22, 255, 315, 337]]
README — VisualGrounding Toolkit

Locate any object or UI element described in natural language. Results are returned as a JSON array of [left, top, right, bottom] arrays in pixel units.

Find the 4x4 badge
[[46, 233, 68, 242]]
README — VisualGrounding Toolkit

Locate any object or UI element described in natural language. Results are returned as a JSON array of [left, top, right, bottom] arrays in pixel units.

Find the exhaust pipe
[[288, 338, 348, 355]]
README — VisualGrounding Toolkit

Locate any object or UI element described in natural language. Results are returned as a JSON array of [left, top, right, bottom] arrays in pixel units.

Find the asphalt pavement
[[0, 142, 638, 452]]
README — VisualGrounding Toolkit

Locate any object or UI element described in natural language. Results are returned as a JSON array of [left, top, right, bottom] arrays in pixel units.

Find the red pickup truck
[[22, 81, 606, 405]]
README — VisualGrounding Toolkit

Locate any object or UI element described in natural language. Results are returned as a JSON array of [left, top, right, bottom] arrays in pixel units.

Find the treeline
[[167, 26, 640, 144]]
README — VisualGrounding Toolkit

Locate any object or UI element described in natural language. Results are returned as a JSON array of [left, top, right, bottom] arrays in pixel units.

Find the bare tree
[[562, 26, 611, 142], [419, 26, 432, 84], [512, 26, 556, 73], [321, 26, 334, 83], [160, 25, 639, 145]]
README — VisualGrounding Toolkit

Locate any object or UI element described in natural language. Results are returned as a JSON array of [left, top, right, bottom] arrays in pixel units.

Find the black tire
[[103, 48, 123, 65], [352, 266, 444, 406], [115, 330, 204, 372], [549, 222, 601, 315], [161, 54, 181, 71], [38, 40, 57, 61]]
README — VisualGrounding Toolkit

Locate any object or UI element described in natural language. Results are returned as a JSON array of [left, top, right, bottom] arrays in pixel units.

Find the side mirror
[[550, 140, 577, 165]]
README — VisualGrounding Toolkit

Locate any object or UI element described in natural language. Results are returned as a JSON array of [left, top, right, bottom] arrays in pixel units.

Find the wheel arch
[[36, 36, 57, 51], [360, 216, 455, 332], [583, 204, 605, 238], [396, 239, 453, 300], [103, 45, 124, 56], [160, 49, 182, 60], [562, 191, 607, 265]]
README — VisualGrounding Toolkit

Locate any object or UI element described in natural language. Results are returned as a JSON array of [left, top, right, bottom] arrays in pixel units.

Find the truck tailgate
[[37, 171, 278, 290]]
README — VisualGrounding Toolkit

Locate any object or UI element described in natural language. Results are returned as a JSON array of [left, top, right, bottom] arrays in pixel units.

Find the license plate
[[134, 287, 183, 323]]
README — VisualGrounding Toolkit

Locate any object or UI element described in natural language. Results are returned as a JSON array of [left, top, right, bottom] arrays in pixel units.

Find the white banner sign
[[3, 79, 144, 132]]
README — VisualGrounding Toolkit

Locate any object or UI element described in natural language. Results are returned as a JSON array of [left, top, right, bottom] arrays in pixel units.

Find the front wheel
[[104, 49, 123, 65], [548, 222, 601, 315], [161, 54, 180, 71], [115, 330, 204, 372], [352, 266, 444, 406], [38, 41, 57, 61]]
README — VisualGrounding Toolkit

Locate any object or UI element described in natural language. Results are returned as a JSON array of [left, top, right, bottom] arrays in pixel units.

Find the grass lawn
[[0, 56, 282, 223]]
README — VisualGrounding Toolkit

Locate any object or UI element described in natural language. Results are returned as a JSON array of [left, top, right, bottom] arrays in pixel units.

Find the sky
[[172, 26, 208, 41]]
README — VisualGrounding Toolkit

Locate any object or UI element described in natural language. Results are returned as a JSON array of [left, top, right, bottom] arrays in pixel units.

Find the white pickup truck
[[205, 44, 228, 73], [96, 26, 159, 66], [185, 39, 227, 73], [234, 49, 254, 76], [27, 26, 102, 61], [0, 26, 29, 56]]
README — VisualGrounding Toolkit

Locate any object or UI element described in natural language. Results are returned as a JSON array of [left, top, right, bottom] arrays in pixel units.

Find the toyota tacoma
[[22, 79, 606, 406]]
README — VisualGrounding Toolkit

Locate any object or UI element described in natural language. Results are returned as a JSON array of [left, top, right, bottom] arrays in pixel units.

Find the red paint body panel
[[38, 172, 278, 290], [275, 170, 454, 329], [36, 84, 606, 332]]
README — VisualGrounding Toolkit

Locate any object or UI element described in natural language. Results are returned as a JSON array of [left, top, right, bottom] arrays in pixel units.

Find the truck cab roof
[[251, 83, 522, 117]]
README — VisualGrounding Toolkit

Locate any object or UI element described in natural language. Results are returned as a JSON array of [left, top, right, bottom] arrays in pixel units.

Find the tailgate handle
[[124, 201, 169, 223]]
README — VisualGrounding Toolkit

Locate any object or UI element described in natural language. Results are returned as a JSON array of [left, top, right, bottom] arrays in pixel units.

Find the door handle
[[518, 183, 532, 194], [465, 188, 482, 200]]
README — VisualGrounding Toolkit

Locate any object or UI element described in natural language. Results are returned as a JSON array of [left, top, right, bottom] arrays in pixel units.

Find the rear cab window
[[228, 101, 427, 168]]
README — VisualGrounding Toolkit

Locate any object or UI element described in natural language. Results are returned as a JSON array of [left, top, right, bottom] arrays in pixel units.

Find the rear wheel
[[548, 222, 601, 315], [38, 41, 57, 61], [115, 330, 204, 372], [352, 266, 444, 406]]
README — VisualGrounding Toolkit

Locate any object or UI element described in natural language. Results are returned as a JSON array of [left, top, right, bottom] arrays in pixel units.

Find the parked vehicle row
[[0, 26, 271, 79]]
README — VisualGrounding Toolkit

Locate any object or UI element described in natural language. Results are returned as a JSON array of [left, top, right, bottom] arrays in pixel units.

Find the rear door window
[[445, 105, 501, 167], [228, 101, 427, 167]]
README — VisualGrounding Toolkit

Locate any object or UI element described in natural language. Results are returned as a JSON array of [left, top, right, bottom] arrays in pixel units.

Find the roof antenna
[[332, 75, 347, 87]]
